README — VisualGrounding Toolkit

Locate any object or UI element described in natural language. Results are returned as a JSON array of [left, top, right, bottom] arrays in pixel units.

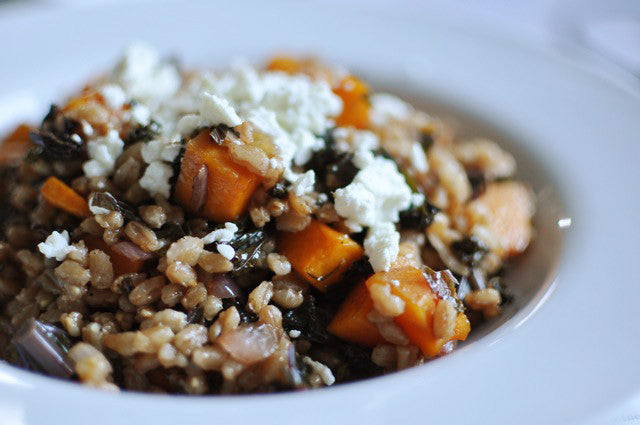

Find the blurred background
[[1, 0, 638, 83]]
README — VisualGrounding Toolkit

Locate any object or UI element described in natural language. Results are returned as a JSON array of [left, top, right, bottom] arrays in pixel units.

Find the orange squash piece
[[366, 266, 470, 357], [278, 220, 364, 290], [0, 124, 32, 165], [266, 56, 302, 74], [327, 281, 385, 346], [468, 181, 534, 257], [174, 131, 263, 222], [41, 176, 89, 218], [334, 76, 370, 129]]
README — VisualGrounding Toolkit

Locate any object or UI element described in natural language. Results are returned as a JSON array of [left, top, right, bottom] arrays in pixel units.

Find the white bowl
[[0, 1, 639, 424]]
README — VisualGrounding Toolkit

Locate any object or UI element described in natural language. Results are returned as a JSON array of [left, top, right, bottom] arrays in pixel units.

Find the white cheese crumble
[[202, 222, 238, 245], [364, 223, 400, 272], [333, 127, 379, 153], [112, 42, 181, 103], [141, 139, 181, 164], [288, 330, 301, 338], [369, 93, 412, 126], [82, 129, 124, 177], [303, 356, 335, 386], [333, 156, 412, 232], [199, 92, 242, 127], [99, 84, 127, 109], [139, 161, 173, 198], [130, 103, 151, 125], [37, 230, 76, 261], [291, 170, 315, 196], [216, 244, 235, 260], [194, 64, 342, 170]]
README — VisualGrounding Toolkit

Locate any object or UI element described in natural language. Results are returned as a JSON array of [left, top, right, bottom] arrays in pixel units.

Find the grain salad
[[0, 43, 535, 394]]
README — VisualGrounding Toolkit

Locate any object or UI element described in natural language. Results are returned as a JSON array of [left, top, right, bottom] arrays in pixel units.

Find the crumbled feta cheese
[[333, 127, 379, 152], [176, 114, 203, 136], [99, 84, 127, 109], [141, 139, 181, 164], [334, 156, 412, 231], [130, 103, 151, 125], [364, 223, 400, 272], [217, 243, 235, 260], [82, 129, 124, 177], [197, 67, 342, 171], [38, 230, 76, 261], [410, 142, 429, 173], [303, 356, 335, 386], [202, 222, 238, 245], [139, 161, 173, 198], [411, 192, 426, 206], [88, 193, 111, 215], [112, 42, 181, 103], [199, 92, 242, 127], [291, 170, 315, 196], [288, 330, 301, 338], [369, 93, 412, 126]]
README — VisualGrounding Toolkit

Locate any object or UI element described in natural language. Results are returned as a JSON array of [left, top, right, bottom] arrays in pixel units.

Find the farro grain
[[95, 211, 124, 230], [157, 343, 189, 368], [258, 305, 283, 336], [68, 342, 113, 386], [192, 345, 225, 371], [140, 325, 175, 350], [174, 324, 208, 356], [55, 260, 91, 287], [433, 299, 456, 339], [181, 283, 207, 310], [166, 236, 203, 266], [139, 205, 167, 229], [165, 261, 197, 287], [371, 344, 396, 368], [60, 312, 83, 337], [88, 249, 114, 289], [271, 277, 305, 309], [247, 281, 273, 313], [202, 295, 223, 320], [197, 251, 233, 273], [128, 275, 165, 306], [16, 250, 44, 278], [369, 283, 405, 318], [145, 309, 188, 333], [465, 288, 501, 318], [124, 221, 162, 252], [103, 331, 154, 356], [160, 283, 185, 307], [266, 253, 291, 276]]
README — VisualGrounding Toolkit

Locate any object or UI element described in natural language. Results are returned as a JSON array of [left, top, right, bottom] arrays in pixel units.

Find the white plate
[[1, 1, 639, 424]]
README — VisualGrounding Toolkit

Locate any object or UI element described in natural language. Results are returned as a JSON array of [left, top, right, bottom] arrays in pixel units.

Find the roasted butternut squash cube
[[41, 176, 89, 218], [277, 220, 364, 290], [366, 265, 470, 357], [468, 181, 534, 257], [0, 124, 32, 165], [334, 76, 370, 129], [327, 281, 385, 346], [174, 131, 262, 222]]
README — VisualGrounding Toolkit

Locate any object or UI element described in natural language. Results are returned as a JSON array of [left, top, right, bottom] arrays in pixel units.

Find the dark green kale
[[304, 129, 358, 194], [124, 119, 161, 144], [451, 236, 488, 267], [30, 105, 84, 160]]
